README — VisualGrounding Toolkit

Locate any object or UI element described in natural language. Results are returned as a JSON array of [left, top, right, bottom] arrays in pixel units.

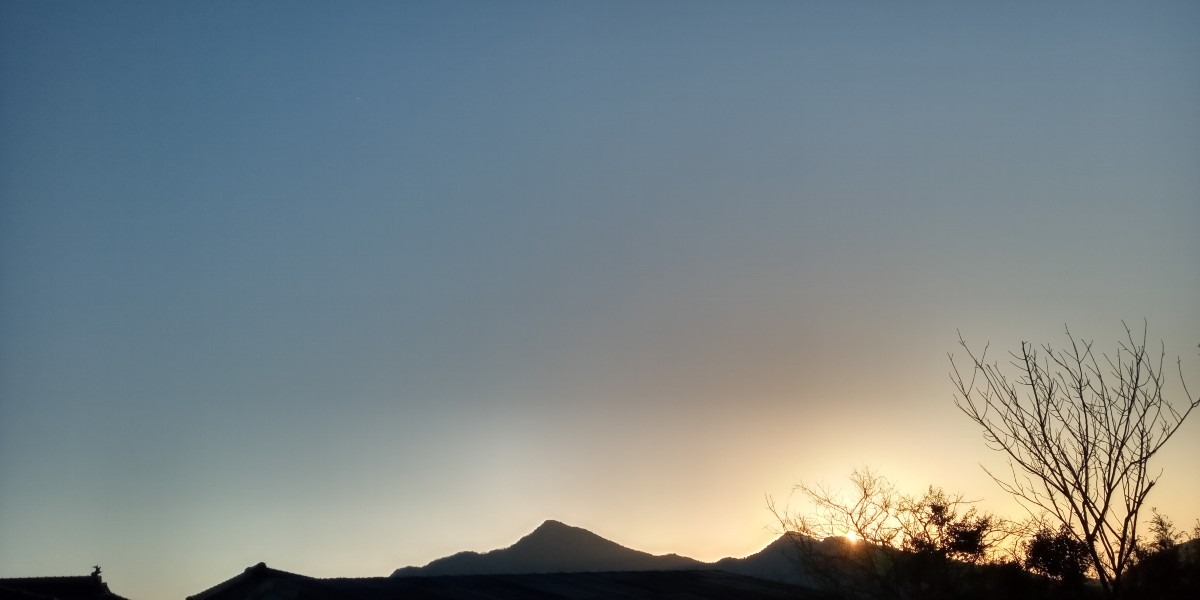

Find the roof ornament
[[92, 565, 101, 578]]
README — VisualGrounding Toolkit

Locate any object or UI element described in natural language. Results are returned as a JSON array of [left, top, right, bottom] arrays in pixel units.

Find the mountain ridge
[[389, 520, 1200, 596], [391, 520, 708, 577], [390, 520, 875, 588]]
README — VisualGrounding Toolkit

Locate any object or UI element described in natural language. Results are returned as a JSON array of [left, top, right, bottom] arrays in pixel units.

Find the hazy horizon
[[2, 2, 1198, 599]]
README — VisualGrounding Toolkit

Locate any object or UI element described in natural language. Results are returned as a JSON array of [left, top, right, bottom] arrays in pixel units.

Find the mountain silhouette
[[391, 520, 706, 577], [714, 532, 814, 586], [392, 520, 1137, 597]]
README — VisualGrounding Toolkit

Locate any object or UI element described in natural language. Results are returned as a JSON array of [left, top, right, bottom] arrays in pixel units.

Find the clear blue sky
[[2, 2, 1198, 599]]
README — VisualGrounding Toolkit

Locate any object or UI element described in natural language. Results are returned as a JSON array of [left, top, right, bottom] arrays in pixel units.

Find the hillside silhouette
[[386, 520, 1120, 599], [391, 520, 706, 577], [391, 519, 846, 585], [196, 562, 832, 600], [714, 532, 816, 585]]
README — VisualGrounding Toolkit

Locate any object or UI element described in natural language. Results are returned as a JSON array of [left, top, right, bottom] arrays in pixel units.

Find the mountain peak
[[392, 520, 704, 577], [534, 519, 573, 531], [521, 520, 597, 544]]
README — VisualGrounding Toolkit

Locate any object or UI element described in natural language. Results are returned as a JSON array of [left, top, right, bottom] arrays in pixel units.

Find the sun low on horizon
[[2, 2, 1199, 600]]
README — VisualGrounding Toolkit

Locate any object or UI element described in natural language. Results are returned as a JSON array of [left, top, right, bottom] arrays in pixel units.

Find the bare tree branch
[[770, 469, 1016, 600], [949, 322, 1198, 598]]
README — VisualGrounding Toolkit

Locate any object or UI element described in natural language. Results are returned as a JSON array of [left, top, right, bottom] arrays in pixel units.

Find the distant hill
[[391, 520, 872, 590], [388, 522, 1081, 599], [200, 562, 833, 600], [1122, 537, 1200, 597], [714, 532, 816, 586], [391, 520, 707, 577]]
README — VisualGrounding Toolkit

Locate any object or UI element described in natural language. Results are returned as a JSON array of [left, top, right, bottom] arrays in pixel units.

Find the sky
[[1, 1, 1198, 599]]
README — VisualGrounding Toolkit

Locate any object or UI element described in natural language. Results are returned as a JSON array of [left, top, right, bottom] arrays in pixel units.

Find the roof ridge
[[187, 563, 312, 600], [0, 577, 98, 583], [0, 576, 100, 585]]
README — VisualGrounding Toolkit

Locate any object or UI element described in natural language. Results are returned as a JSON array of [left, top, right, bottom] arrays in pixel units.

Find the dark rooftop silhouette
[[0, 572, 128, 600]]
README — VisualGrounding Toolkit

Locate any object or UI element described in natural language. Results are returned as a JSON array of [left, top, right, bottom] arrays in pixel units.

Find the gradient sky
[[2, 2, 1198, 599]]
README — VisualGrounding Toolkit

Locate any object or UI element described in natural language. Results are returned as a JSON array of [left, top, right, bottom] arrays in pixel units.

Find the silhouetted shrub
[[1025, 525, 1091, 586]]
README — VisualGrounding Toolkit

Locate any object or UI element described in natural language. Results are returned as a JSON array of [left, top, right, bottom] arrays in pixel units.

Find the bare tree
[[768, 468, 903, 599], [949, 323, 1198, 598], [770, 469, 1011, 600]]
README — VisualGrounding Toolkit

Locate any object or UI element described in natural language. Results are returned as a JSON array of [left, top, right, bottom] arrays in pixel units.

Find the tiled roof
[[0, 575, 128, 600], [0, 586, 56, 600], [186, 563, 308, 600]]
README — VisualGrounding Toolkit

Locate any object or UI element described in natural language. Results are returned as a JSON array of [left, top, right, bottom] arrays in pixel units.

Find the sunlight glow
[[843, 531, 861, 544]]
